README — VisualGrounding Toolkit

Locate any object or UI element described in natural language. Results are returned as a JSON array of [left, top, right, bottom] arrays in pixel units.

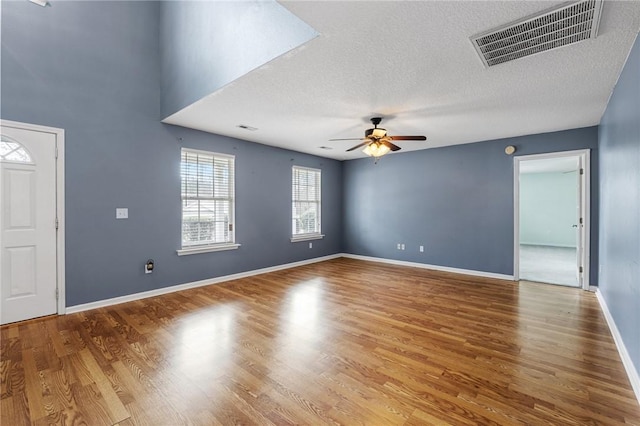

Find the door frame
[[513, 149, 590, 290], [1, 119, 66, 315]]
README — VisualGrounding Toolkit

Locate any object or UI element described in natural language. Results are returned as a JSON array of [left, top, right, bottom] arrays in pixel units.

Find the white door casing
[[0, 120, 65, 324], [579, 153, 590, 289], [576, 157, 584, 287], [513, 149, 590, 290]]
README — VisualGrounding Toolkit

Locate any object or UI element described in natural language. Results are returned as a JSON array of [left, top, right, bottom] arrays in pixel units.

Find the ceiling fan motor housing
[[365, 127, 387, 139], [366, 117, 387, 139], [336, 116, 426, 153]]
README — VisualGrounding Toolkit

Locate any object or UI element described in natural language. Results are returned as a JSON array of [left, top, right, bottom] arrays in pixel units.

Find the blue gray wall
[[160, 1, 317, 118], [342, 127, 599, 280], [598, 34, 640, 378], [520, 171, 578, 248], [0, 1, 606, 311], [1, 1, 342, 307]]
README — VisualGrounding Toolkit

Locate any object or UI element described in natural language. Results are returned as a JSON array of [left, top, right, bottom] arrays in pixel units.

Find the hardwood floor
[[2, 258, 639, 425]]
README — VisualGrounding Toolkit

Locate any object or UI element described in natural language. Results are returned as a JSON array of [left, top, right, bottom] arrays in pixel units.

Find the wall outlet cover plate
[[116, 208, 128, 219]]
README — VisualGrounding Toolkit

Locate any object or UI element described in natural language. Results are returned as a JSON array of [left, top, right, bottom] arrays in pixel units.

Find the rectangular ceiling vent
[[471, 0, 603, 68]]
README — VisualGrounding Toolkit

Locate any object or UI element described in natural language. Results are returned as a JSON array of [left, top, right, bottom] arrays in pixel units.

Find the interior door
[[575, 155, 586, 288], [1, 125, 58, 324]]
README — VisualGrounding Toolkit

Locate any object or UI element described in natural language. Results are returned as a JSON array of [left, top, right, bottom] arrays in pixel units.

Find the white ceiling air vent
[[471, 0, 603, 67]]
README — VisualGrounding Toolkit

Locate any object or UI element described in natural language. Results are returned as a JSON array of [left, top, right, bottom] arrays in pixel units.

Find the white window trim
[[177, 243, 241, 256], [290, 233, 324, 243], [180, 148, 236, 252], [292, 165, 322, 240]]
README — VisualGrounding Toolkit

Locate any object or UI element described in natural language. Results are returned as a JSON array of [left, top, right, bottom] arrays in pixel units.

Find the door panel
[[7, 246, 37, 296], [6, 168, 35, 227], [1, 126, 58, 324]]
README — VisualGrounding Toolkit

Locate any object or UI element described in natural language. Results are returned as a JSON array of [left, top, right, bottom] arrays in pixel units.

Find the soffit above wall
[[160, 1, 318, 118]]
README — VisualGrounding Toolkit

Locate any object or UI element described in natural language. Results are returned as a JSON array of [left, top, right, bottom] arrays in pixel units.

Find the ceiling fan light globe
[[363, 142, 391, 158]]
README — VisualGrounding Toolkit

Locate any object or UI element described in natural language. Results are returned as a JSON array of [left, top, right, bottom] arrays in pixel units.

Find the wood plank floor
[[2, 258, 639, 425]]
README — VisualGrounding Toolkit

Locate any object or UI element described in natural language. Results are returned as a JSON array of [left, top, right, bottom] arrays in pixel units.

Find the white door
[[575, 155, 586, 289], [0, 125, 58, 324]]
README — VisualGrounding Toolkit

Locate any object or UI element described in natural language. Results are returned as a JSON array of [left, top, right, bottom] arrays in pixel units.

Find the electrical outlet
[[419, 245, 424, 252], [116, 208, 128, 219], [309, 242, 313, 249], [144, 259, 154, 274]]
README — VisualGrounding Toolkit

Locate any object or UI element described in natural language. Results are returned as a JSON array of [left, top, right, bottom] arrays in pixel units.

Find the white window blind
[[181, 148, 235, 248], [292, 166, 321, 237]]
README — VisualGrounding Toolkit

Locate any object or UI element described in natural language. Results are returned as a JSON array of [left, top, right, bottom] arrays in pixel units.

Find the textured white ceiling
[[163, 1, 640, 161]]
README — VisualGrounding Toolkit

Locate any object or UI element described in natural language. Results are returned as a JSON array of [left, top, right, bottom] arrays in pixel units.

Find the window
[[291, 166, 323, 242], [1, 136, 33, 163], [178, 148, 239, 255]]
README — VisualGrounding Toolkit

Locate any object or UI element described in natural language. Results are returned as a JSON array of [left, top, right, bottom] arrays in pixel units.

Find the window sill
[[177, 243, 241, 256], [290, 234, 325, 243]]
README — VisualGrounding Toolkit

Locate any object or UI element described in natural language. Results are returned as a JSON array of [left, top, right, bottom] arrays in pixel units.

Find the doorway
[[0, 120, 65, 324], [514, 150, 590, 289]]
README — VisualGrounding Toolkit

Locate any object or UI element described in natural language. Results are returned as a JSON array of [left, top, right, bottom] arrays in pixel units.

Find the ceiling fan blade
[[346, 141, 372, 152], [329, 137, 366, 141], [381, 140, 401, 151], [389, 135, 427, 141]]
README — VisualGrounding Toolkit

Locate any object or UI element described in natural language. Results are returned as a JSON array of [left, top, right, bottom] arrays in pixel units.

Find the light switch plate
[[116, 208, 128, 219]]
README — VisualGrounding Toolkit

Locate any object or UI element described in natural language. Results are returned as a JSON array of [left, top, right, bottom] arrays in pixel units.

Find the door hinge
[[55, 147, 58, 159], [580, 168, 584, 175], [55, 217, 59, 230], [579, 266, 583, 273], [55, 288, 59, 300]]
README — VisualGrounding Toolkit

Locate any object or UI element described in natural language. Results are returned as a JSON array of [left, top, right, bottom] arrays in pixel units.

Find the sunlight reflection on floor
[[276, 278, 329, 365], [172, 305, 238, 380]]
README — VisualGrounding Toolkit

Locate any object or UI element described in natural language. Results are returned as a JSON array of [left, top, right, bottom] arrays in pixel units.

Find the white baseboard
[[65, 254, 342, 314], [595, 289, 640, 405], [341, 253, 514, 281]]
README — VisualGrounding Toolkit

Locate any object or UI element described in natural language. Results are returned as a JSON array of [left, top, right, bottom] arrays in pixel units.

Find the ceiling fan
[[330, 117, 426, 161]]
